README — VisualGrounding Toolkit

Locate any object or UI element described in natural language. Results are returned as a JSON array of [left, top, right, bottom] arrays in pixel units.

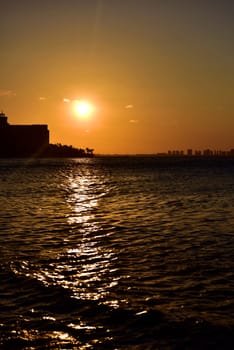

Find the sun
[[73, 100, 94, 119]]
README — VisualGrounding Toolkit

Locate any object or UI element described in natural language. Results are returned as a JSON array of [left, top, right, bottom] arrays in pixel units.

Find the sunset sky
[[1, 0, 234, 154]]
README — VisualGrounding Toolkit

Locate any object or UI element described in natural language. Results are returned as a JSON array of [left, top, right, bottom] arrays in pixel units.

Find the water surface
[[0, 157, 233, 349]]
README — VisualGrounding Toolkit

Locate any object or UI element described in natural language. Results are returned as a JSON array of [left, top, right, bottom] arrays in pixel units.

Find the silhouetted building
[[187, 149, 193, 156], [0, 112, 49, 157], [203, 149, 213, 156]]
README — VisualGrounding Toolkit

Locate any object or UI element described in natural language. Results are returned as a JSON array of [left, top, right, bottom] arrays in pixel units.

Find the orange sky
[[1, 0, 234, 154]]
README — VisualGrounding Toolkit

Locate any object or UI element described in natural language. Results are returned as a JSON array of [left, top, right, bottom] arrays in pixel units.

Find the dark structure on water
[[0, 112, 49, 157]]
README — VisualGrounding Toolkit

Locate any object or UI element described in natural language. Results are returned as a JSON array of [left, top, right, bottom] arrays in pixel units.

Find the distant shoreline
[[95, 153, 234, 158]]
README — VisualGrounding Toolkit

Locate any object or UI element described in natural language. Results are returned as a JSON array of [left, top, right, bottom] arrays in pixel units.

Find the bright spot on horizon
[[73, 100, 95, 119]]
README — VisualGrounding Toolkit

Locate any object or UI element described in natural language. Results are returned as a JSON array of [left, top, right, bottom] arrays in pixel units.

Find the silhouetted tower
[[0, 112, 9, 127]]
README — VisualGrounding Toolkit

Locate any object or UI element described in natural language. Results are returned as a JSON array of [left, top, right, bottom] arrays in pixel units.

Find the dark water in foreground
[[0, 156, 233, 349]]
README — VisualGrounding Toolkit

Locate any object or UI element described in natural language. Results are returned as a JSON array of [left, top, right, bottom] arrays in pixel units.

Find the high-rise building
[[0, 112, 49, 157], [187, 149, 193, 156]]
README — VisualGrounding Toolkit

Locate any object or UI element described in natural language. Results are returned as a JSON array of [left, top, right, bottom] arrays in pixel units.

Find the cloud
[[0, 89, 16, 97], [129, 119, 138, 123], [125, 104, 134, 109], [63, 98, 71, 103], [39, 96, 46, 101]]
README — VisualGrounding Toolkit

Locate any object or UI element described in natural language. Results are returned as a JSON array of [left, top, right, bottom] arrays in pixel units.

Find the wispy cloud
[[0, 89, 16, 97], [125, 104, 134, 109], [39, 96, 46, 101], [63, 98, 71, 103], [129, 119, 138, 123]]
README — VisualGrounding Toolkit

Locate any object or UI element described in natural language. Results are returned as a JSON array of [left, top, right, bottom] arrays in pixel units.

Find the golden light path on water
[[64, 170, 120, 307], [18, 165, 123, 310]]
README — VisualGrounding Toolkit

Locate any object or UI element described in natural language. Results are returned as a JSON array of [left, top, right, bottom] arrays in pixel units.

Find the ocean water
[[0, 156, 233, 349]]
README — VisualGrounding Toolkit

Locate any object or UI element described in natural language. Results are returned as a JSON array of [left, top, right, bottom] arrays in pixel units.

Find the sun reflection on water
[[62, 170, 120, 306], [14, 165, 121, 309], [63, 170, 120, 305], [66, 173, 101, 226]]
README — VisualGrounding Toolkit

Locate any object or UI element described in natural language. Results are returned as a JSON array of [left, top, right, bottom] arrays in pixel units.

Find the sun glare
[[73, 100, 94, 119]]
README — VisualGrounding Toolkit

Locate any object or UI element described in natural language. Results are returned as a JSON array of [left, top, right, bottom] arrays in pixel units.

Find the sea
[[0, 156, 233, 349]]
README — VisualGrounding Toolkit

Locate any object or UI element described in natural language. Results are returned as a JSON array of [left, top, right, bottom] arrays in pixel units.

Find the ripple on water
[[0, 157, 234, 348]]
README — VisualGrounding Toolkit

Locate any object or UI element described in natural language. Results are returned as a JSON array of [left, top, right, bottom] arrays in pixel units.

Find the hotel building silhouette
[[0, 112, 49, 157]]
